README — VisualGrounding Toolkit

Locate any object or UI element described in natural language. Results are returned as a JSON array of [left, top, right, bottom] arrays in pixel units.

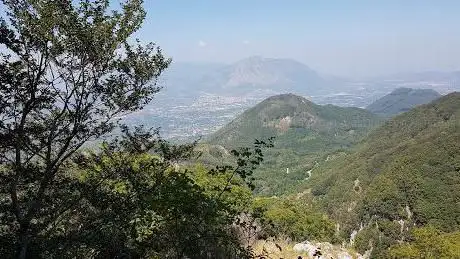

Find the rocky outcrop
[[293, 241, 366, 259]]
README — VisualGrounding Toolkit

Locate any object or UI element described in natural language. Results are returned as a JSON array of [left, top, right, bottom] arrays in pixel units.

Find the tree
[[388, 226, 460, 258], [69, 130, 274, 258], [251, 197, 335, 242], [0, 0, 169, 257], [67, 127, 252, 258]]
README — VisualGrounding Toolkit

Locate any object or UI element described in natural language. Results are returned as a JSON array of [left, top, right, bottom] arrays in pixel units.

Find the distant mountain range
[[159, 57, 460, 99], [133, 56, 460, 140], [366, 87, 441, 116]]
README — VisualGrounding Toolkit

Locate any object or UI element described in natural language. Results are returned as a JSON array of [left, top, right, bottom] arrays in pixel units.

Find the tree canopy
[[0, 0, 167, 257]]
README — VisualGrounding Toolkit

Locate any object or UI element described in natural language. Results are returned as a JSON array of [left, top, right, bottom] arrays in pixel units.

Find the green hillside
[[366, 87, 441, 116], [301, 92, 460, 256], [203, 94, 383, 195]]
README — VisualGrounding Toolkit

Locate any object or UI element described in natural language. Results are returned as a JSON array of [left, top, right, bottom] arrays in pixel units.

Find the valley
[[120, 58, 460, 258], [149, 58, 460, 258], [123, 57, 460, 141], [52, 56, 460, 257], [194, 90, 460, 258], [3, 1, 460, 258]]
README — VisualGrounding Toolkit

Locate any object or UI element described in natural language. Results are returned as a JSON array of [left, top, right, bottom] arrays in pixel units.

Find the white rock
[[405, 205, 412, 219], [337, 252, 353, 259], [293, 242, 317, 257], [294, 241, 363, 259], [350, 230, 358, 246]]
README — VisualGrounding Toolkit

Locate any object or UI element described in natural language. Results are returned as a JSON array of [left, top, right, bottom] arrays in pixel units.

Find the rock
[[397, 219, 405, 234], [405, 205, 412, 219], [337, 251, 353, 259], [358, 247, 373, 259], [349, 230, 358, 246], [293, 241, 317, 256], [294, 241, 361, 259], [353, 178, 362, 193]]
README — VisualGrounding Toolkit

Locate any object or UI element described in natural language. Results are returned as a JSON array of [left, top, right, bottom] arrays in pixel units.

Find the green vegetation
[[64, 131, 273, 258], [198, 91, 459, 257], [204, 93, 383, 195], [0, 0, 170, 256], [300, 92, 460, 257], [252, 196, 336, 242], [0, 1, 275, 257], [61, 141, 251, 258], [1, 122, 273, 258], [0, 1, 458, 258], [388, 226, 460, 258], [199, 92, 460, 257], [366, 87, 441, 117]]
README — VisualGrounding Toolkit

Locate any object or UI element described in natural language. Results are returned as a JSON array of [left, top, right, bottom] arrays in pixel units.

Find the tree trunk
[[18, 228, 29, 259]]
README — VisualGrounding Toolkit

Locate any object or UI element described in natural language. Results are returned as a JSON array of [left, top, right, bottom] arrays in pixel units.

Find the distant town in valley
[[124, 57, 460, 140]]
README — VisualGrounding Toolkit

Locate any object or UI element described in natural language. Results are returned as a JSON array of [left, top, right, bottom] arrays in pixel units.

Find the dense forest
[[204, 94, 383, 195], [201, 92, 460, 258], [0, 1, 459, 258]]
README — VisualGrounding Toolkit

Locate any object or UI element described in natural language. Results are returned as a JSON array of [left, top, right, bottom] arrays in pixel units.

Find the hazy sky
[[1, 1, 459, 78], [136, 0, 460, 78]]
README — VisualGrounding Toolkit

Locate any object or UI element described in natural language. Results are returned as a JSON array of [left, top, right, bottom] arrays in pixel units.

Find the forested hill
[[302, 92, 460, 257], [207, 93, 380, 150], [366, 87, 441, 116], [202, 93, 383, 194]]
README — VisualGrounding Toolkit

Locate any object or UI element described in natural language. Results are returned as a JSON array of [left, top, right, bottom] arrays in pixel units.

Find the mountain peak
[[391, 87, 440, 95], [234, 56, 310, 68], [240, 55, 265, 62], [215, 57, 323, 93], [367, 87, 441, 116], [207, 93, 380, 149], [263, 93, 313, 105], [254, 93, 316, 113], [187, 56, 331, 96]]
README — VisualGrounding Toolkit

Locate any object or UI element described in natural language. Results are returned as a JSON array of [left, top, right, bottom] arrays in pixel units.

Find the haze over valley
[[2, 1, 460, 258], [124, 56, 460, 140]]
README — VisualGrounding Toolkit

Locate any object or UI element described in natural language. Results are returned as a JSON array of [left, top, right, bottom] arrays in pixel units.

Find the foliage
[[299, 93, 460, 257], [388, 226, 460, 258], [188, 164, 252, 212], [366, 87, 441, 117], [0, 0, 170, 257], [65, 128, 257, 258], [353, 219, 405, 258], [0, 0, 277, 258], [251, 197, 336, 242], [1, 118, 273, 258], [203, 93, 383, 195]]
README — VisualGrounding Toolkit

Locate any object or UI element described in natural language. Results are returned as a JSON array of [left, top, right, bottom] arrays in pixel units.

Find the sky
[[135, 0, 460, 78], [0, 1, 459, 78]]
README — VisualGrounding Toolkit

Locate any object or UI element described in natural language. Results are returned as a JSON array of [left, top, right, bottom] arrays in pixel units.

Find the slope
[[195, 56, 329, 96], [302, 92, 460, 256], [366, 87, 441, 116], [203, 94, 383, 195]]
